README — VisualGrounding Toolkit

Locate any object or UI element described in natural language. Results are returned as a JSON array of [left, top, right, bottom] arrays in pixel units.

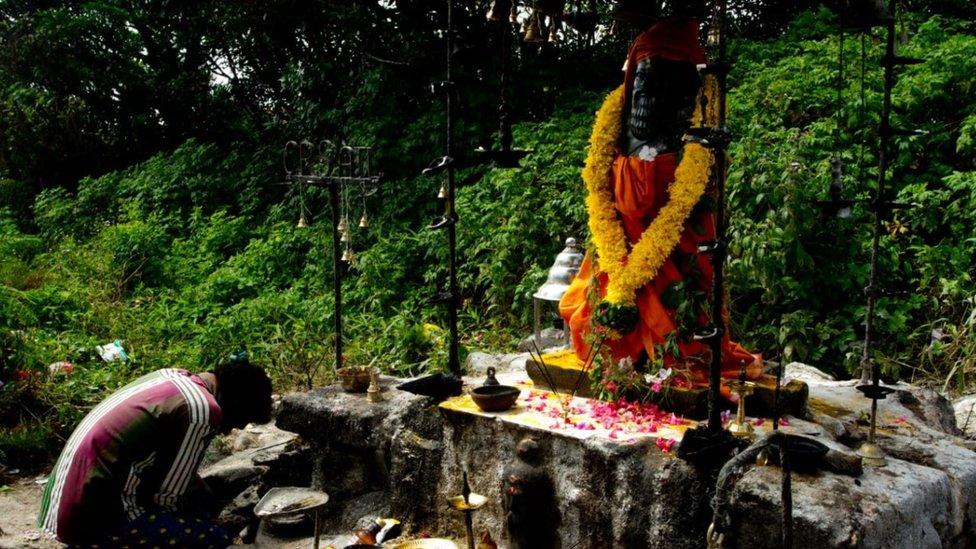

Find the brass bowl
[[338, 366, 371, 393], [471, 385, 520, 412]]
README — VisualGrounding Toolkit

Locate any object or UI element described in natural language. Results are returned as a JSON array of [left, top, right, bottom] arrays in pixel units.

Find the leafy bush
[[0, 9, 974, 461]]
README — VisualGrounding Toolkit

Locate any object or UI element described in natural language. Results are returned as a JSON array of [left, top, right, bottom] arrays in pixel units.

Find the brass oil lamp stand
[[846, 0, 922, 468], [857, 382, 891, 467], [726, 379, 755, 440], [447, 472, 486, 549]]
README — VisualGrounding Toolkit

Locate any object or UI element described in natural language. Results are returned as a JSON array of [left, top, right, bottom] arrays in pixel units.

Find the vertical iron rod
[[331, 181, 343, 372], [780, 435, 793, 548], [445, 0, 461, 376], [707, 0, 730, 433], [860, 15, 895, 389]]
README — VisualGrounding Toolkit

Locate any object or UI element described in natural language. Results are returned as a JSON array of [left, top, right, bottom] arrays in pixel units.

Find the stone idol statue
[[559, 18, 762, 394], [503, 437, 560, 549]]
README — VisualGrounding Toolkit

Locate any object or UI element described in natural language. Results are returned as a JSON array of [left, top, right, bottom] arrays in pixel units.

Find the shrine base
[[275, 362, 976, 548]]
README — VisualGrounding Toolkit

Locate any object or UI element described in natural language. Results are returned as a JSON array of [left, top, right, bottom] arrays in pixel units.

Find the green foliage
[[726, 12, 976, 381], [0, 7, 975, 461]]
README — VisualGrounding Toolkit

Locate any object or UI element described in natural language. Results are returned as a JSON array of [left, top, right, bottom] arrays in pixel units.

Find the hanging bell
[[509, 1, 519, 24], [340, 228, 352, 243], [297, 214, 309, 228], [548, 21, 560, 43], [523, 11, 544, 43], [358, 213, 369, 229], [707, 17, 722, 47], [486, 0, 511, 21], [437, 182, 448, 199], [337, 217, 349, 233], [341, 248, 355, 263]]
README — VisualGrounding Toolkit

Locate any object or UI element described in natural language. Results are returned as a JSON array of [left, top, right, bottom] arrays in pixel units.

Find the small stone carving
[[502, 437, 561, 549]]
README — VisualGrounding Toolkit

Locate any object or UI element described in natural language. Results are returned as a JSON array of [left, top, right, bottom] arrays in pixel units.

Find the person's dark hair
[[212, 358, 272, 432]]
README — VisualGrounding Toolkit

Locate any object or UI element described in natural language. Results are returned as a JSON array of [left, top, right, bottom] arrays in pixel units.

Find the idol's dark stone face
[[627, 57, 702, 142]]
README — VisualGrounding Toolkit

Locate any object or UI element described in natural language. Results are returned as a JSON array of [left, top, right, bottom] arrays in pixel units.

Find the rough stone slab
[[274, 360, 976, 548], [437, 405, 710, 548], [276, 375, 445, 529], [954, 395, 976, 439], [436, 369, 976, 547], [733, 459, 952, 548], [277, 375, 441, 448], [516, 327, 568, 352], [465, 350, 536, 376], [201, 421, 310, 535]]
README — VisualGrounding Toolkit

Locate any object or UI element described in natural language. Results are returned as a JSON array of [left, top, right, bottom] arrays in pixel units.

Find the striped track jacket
[[37, 369, 221, 545]]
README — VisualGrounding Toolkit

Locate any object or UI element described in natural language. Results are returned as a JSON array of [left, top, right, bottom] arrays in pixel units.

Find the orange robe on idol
[[558, 152, 762, 387]]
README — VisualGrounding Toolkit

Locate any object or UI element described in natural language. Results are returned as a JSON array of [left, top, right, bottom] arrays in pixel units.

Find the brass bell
[[548, 21, 560, 43], [341, 248, 355, 263], [358, 213, 370, 229], [437, 182, 448, 199], [707, 18, 722, 47], [486, 0, 510, 21], [297, 214, 309, 228], [337, 217, 349, 233], [523, 11, 544, 43], [340, 228, 351, 243]]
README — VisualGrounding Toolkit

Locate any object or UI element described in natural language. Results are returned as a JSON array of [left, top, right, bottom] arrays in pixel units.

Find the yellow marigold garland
[[583, 78, 718, 307]]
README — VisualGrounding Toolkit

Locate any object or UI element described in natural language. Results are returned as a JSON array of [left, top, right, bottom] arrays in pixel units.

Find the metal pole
[[331, 181, 343, 372], [445, 0, 461, 376], [780, 435, 793, 548], [859, 16, 894, 388], [707, 0, 729, 433], [313, 508, 321, 549]]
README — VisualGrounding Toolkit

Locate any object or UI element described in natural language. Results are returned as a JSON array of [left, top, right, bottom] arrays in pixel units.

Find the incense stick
[[567, 333, 607, 418], [529, 341, 560, 395]]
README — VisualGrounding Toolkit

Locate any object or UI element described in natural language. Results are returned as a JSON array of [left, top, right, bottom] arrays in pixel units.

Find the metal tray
[[254, 486, 330, 518]]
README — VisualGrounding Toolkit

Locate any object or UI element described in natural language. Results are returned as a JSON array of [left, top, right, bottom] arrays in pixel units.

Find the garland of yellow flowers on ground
[[584, 77, 719, 312]]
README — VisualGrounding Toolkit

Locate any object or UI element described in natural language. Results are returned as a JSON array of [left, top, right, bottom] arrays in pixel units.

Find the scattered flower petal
[[655, 437, 676, 453]]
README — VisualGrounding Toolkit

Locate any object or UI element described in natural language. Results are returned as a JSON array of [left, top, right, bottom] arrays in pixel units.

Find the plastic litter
[[95, 340, 128, 362]]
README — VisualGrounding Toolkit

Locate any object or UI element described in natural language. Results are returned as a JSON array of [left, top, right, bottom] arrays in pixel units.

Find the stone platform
[[275, 361, 976, 548]]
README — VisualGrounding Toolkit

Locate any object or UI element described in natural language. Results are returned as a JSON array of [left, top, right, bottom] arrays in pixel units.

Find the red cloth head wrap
[[622, 18, 706, 103]]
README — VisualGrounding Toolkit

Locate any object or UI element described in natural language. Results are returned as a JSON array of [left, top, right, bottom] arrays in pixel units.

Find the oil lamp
[[726, 379, 756, 440], [447, 472, 486, 549]]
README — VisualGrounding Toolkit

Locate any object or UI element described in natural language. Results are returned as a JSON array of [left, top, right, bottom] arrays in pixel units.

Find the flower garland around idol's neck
[[583, 77, 718, 321]]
